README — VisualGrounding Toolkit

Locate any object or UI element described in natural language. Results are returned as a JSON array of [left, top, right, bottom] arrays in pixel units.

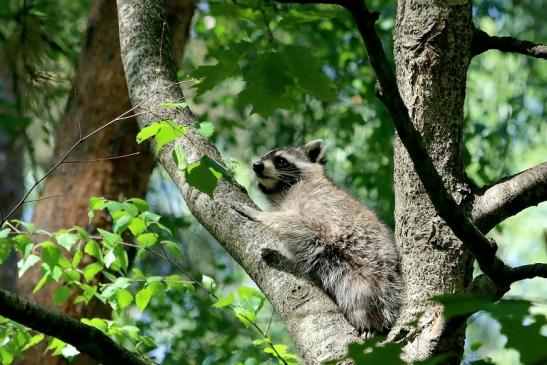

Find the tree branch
[[509, 263, 547, 283], [0, 288, 149, 365], [116, 1, 359, 363], [275, 0, 544, 291], [471, 162, 547, 233], [472, 28, 547, 59]]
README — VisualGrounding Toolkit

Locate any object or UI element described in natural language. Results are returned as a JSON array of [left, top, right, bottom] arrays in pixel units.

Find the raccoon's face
[[252, 139, 326, 195]]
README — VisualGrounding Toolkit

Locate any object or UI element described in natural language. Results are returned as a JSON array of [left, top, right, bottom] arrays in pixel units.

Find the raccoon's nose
[[252, 161, 264, 173]]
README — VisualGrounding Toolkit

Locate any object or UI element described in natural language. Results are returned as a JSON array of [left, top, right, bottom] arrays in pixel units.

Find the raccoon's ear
[[302, 139, 326, 164]]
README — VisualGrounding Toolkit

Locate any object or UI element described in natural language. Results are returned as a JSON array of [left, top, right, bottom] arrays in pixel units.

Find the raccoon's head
[[252, 139, 327, 196]]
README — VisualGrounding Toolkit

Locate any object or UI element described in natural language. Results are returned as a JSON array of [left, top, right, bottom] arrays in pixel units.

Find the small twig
[[63, 152, 141, 164], [22, 194, 65, 204], [259, 2, 274, 42], [265, 308, 275, 335], [1, 81, 186, 226], [76, 109, 83, 141]]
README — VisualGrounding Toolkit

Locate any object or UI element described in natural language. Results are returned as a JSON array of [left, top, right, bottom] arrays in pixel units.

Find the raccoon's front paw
[[231, 202, 258, 221]]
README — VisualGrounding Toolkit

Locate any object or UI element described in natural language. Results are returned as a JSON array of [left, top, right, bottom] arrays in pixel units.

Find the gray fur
[[232, 140, 402, 335]]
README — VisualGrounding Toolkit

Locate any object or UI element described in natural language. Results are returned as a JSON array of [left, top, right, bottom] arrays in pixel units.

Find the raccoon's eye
[[274, 156, 288, 167]]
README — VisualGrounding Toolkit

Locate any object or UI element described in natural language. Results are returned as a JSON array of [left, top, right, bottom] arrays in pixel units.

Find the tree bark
[[0, 58, 24, 292], [391, 0, 474, 361], [117, 1, 360, 364], [16, 1, 193, 364]]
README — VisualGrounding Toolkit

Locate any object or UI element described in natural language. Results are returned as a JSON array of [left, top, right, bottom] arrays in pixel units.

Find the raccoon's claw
[[231, 202, 258, 221]]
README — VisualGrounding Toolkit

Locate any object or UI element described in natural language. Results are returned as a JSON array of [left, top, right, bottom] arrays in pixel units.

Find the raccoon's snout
[[252, 161, 264, 174]]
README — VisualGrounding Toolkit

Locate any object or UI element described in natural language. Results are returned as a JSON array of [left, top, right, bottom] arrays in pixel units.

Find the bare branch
[[0, 82, 184, 226], [0, 288, 149, 365], [472, 162, 547, 233], [509, 263, 547, 282], [472, 28, 547, 59], [63, 151, 141, 164]]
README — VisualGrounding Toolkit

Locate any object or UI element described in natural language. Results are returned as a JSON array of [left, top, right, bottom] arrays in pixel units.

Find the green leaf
[[233, 307, 256, 327], [101, 277, 133, 299], [127, 198, 149, 212], [61, 344, 79, 358], [136, 122, 161, 143], [172, 144, 188, 171], [185, 155, 227, 198], [97, 228, 121, 247], [237, 51, 295, 117], [202, 275, 216, 292], [0, 228, 10, 239], [158, 102, 187, 109], [84, 240, 102, 260], [141, 211, 161, 224], [135, 287, 153, 312], [0, 242, 10, 264], [112, 213, 132, 234], [83, 262, 103, 282], [81, 318, 108, 333], [72, 250, 83, 268], [213, 293, 234, 308], [116, 289, 133, 309], [103, 249, 116, 268], [17, 254, 40, 277], [22, 333, 45, 351], [33, 273, 50, 293], [73, 226, 90, 241], [154, 120, 187, 154], [238, 87, 294, 118], [433, 294, 491, 319], [284, 44, 336, 101], [325, 336, 404, 365], [41, 241, 61, 268], [197, 121, 215, 138], [128, 217, 146, 236], [55, 232, 79, 251], [190, 56, 242, 95], [54, 286, 70, 305], [47, 338, 67, 356], [137, 233, 158, 248], [78, 284, 98, 304], [89, 196, 106, 211], [137, 120, 188, 153], [164, 241, 183, 259]]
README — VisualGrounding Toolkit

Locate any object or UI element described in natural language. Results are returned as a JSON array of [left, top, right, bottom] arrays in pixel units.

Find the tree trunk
[[16, 1, 194, 364], [0, 58, 24, 292], [391, 0, 474, 361]]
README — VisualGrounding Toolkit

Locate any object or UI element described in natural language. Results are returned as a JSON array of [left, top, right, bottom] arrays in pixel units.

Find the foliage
[[328, 294, 546, 365], [136, 113, 232, 198], [0, 0, 89, 140], [0, 197, 298, 364]]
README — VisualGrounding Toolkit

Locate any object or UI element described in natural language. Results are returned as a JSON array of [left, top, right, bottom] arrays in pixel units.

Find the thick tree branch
[[469, 263, 547, 299], [276, 0, 545, 291], [116, 1, 359, 363], [472, 162, 547, 233], [0, 289, 149, 365], [472, 28, 547, 59]]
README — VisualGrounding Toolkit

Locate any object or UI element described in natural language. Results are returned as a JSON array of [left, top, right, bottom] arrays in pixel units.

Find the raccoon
[[232, 140, 402, 335]]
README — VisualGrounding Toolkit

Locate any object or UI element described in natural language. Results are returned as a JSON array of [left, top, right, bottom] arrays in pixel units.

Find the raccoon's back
[[277, 176, 399, 267]]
